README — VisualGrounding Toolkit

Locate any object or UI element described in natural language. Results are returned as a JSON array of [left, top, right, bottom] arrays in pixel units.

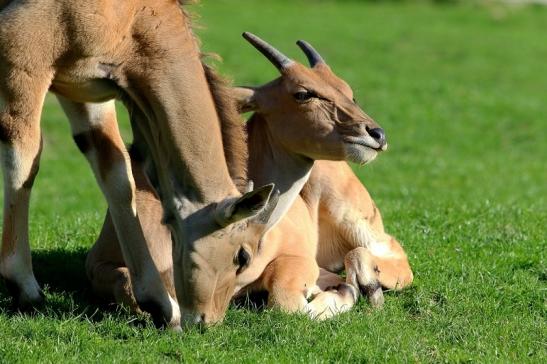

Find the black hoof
[[137, 299, 170, 329], [2, 277, 45, 312], [359, 283, 384, 308]]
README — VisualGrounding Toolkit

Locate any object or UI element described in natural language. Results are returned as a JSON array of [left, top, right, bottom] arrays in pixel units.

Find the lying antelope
[[88, 33, 412, 323], [304, 161, 414, 306], [0, 0, 281, 329], [234, 35, 413, 315]]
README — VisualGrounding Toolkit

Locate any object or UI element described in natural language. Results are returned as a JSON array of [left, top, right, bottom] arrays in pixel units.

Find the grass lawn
[[1, 0, 545, 362]]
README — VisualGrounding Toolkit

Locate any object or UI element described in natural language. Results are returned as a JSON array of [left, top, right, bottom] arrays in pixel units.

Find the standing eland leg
[[56, 96, 180, 329], [0, 69, 52, 309]]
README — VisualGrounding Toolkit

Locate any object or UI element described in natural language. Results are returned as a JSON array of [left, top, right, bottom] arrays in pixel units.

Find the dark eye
[[235, 247, 250, 273], [352, 97, 357, 103], [293, 91, 315, 102]]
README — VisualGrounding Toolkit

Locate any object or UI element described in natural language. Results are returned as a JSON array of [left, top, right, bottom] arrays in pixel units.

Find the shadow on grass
[[232, 290, 269, 312], [1, 247, 427, 323], [0, 247, 148, 326]]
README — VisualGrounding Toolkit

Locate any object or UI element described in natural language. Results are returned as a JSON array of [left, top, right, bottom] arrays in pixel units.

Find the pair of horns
[[242, 32, 326, 71]]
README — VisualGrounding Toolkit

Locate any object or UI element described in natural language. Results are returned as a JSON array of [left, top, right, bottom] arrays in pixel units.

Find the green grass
[[1, 1, 546, 362]]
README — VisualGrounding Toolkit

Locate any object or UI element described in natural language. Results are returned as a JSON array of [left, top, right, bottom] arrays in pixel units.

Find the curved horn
[[296, 40, 326, 67], [242, 32, 293, 71]]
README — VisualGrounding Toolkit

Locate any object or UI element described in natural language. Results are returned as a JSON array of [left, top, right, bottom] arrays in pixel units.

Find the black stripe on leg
[[73, 132, 91, 154]]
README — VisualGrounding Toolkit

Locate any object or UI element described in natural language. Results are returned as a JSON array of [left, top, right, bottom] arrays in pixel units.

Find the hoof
[[137, 299, 169, 329], [170, 324, 183, 333], [360, 283, 384, 308], [3, 278, 45, 312]]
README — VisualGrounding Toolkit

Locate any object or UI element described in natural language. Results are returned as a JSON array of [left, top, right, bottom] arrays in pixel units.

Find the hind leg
[[88, 261, 140, 312], [0, 69, 51, 309], [263, 256, 357, 320], [85, 209, 140, 312], [308, 268, 358, 320], [344, 239, 413, 308]]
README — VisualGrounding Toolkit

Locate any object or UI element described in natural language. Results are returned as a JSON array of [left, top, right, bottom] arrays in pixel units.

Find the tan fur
[[305, 161, 413, 290], [0, 1, 279, 329], [87, 35, 410, 322]]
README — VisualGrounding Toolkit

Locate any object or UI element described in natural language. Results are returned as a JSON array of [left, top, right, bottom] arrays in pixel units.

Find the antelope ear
[[232, 87, 258, 113], [254, 187, 280, 226], [215, 183, 275, 227]]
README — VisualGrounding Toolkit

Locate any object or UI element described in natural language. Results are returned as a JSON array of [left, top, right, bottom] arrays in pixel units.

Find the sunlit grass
[[0, 1, 545, 362]]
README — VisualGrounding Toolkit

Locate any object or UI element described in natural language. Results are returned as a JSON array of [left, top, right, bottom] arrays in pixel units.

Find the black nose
[[366, 127, 386, 147]]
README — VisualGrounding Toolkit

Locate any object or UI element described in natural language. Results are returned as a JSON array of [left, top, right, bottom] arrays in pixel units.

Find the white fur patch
[[351, 217, 394, 258], [103, 157, 137, 213], [343, 143, 378, 165], [59, 98, 116, 135], [1, 146, 26, 189], [306, 289, 355, 320], [168, 295, 182, 328]]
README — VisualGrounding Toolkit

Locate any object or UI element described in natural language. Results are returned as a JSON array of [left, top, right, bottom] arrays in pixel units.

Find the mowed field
[[0, 1, 546, 362]]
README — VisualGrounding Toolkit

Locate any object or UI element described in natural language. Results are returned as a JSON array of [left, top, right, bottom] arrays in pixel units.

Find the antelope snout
[[366, 126, 387, 149]]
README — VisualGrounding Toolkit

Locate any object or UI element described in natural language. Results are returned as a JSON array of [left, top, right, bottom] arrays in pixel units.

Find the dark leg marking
[[73, 129, 125, 180], [335, 283, 358, 302], [73, 133, 91, 154], [2, 276, 44, 312], [137, 299, 170, 329]]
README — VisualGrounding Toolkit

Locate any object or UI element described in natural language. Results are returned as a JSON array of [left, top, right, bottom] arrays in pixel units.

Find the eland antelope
[[0, 0, 280, 330]]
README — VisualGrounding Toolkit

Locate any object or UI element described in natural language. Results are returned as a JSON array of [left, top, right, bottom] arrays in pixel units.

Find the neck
[[247, 114, 314, 228], [127, 49, 239, 217]]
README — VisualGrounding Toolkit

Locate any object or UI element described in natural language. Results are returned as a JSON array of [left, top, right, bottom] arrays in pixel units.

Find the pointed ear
[[232, 87, 258, 113], [215, 183, 275, 227], [253, 188, 280, 226]]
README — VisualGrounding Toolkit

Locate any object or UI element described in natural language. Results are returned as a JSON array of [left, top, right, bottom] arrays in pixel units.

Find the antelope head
[[235, 32, 387, 165], [171, 182, 279, 327]]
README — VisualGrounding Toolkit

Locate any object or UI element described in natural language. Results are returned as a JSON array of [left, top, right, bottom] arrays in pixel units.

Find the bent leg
[[371, 236, 414, 290], [345, 247, 384, 307], [310, 268, 358, 320], [85, 209, 140, 311], [0, 69, 51, 309], [344, 239, 414, 308], [262, 256, 356, 320]]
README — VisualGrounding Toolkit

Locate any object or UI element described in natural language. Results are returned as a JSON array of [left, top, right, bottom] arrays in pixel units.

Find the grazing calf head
[[235, 32, 387, 164], [173, 182, 279, 326]]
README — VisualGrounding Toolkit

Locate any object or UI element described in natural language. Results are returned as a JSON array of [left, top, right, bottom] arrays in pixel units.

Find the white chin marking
[[344, 144, 378, 165]]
